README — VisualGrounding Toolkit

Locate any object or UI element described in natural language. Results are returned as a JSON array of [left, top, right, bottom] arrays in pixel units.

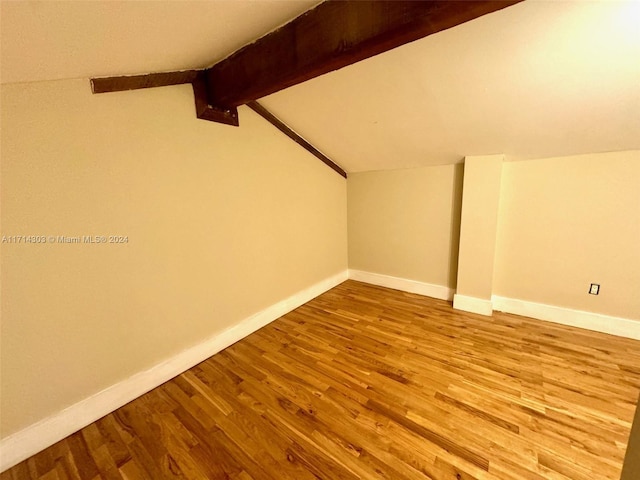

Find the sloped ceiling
[[2, 1, 639, 173], [0, 0, 318, 84], [260, 0, 640, 171]]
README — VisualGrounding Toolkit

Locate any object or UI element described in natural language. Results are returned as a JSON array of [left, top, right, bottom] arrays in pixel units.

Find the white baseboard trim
[[348, 269, 454, 301], [452, 294, 493, 316], [492, 295, 640, 340], [0, 270, 348, 473]]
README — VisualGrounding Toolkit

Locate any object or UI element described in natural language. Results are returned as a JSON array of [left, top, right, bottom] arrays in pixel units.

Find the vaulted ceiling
[[260, 0, 640, 171], [0, 0, 319, 83], [2, 0, 639, 173]]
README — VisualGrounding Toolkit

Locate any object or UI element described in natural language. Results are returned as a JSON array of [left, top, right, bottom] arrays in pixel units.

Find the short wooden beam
[[90, 70, 239, 126], [91, 70, 199, 93]]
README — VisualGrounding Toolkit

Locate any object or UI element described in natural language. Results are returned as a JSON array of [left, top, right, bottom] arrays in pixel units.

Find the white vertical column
[[453, 154, 503, 315]]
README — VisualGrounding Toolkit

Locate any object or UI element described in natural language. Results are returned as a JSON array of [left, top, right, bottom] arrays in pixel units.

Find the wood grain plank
[[4, 280, 640, 479]]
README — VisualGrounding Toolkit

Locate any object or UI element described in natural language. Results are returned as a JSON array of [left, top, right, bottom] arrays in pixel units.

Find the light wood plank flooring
[[3, 280, 640, 480]]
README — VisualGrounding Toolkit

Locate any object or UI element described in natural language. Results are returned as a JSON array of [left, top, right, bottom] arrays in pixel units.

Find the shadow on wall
[[447, 163, 464, 290], [622, 393, 640, 479]]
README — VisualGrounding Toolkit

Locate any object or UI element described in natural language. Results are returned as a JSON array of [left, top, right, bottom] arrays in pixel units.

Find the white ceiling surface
[[0, 0, 318, 84], [1, 1, 639, 173], [261, 0, 640, 171]]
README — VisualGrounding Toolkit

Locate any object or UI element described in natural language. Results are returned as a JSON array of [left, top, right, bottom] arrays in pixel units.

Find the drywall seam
[[0, 270, 349, 473]]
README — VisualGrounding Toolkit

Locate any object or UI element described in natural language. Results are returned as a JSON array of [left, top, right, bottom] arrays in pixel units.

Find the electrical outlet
[[589, 283, 600, 295]]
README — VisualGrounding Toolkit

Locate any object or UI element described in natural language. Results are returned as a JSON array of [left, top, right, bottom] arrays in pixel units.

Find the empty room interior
[[1, 1, 640, 479]]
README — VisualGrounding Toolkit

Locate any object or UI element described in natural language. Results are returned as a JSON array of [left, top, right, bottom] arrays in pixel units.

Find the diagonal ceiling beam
[[247, 101, 346, 178], [205, 0, 523, 108], [89, 72, 343, 173]]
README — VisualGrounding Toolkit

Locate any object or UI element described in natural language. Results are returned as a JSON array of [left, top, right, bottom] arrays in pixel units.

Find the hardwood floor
[[3, 280, 640, 480]]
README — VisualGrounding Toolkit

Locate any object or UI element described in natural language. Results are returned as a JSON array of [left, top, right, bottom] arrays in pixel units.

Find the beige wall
[[0, 79, 347, 438], [1, 78, 637, 444], [347, 165, 463, 288], [493, 151, 640, 320], [347, 151, 639, 323], [455, 155, 503, 302]]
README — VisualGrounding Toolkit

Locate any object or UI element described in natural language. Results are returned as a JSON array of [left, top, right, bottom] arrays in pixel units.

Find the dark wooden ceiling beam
[[206, 0, 523, 107], [247, 101, 346, 178]]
